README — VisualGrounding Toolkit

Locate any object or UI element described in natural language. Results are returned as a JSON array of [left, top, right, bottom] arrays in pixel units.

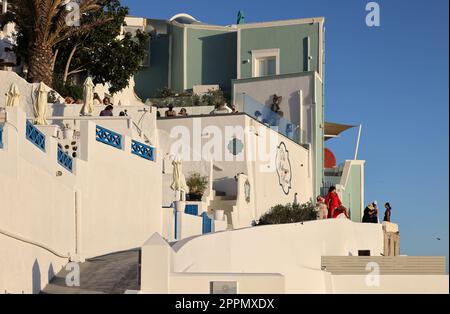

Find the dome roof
[[169, 13, 199, 24]]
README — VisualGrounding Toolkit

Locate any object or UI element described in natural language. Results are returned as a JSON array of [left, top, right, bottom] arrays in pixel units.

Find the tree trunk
[[28, 43, 54, 87], [63, 45, 78, 84]]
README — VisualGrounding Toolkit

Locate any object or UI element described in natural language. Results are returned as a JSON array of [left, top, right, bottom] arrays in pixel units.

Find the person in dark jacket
[[383, 203, 392, 222], [100, 105, 114, 117], [363, 204, 375, 223]]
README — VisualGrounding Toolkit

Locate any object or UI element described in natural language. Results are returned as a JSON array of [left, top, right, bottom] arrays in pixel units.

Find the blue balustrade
[[95, 125, 122, 149], [57, 147, 73, 173], [26, 121, 46, 152], [0, 127, 3, 149], [131, 140, 155, 161], [202, 212, 213, 234]]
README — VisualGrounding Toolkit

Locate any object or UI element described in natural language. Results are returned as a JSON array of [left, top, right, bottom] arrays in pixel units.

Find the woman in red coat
[[325, 186, 342, 219]]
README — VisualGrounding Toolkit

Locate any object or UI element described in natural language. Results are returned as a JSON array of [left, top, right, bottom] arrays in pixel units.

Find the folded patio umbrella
[[82, 77, 95, 116], [34, 82, 49, 125], [6, 83, 20, 107]]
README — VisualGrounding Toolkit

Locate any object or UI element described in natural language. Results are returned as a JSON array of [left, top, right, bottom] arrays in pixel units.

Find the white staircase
[[208, 191, 237, 229]]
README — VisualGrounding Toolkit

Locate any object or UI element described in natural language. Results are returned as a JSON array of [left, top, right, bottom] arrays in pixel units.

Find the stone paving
[[42, 249, 140, 294]]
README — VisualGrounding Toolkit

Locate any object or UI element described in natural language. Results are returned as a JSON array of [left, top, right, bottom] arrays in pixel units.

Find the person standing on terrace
[[179, 108, 188, 117], [100, 105, 114, 117], [316, 196, 328, 220], [103, 97, 112, 106], [93, 93, 102, 106], [384, 203, 392, 222], [165, 105, 177, 117], [325, 186, 342, 219]]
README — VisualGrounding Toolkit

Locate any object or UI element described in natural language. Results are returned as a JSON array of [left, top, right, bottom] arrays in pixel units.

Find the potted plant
[[186, 172, 208, 202]]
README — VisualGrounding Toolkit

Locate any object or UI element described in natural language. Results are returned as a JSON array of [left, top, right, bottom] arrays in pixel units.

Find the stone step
[[213, 195, 237, 201]]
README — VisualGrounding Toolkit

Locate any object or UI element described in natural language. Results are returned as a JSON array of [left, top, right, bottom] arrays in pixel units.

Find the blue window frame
[[185, 205, 199, 216], [0, 127, 4, 149], [95, 125, 122, 149], [57, 147, 73, 173], [131, 140, 155, 161], [26, 121, 45, 152]]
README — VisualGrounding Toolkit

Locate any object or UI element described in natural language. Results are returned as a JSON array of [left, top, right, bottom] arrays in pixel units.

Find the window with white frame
[[251, 48, 280, 78]]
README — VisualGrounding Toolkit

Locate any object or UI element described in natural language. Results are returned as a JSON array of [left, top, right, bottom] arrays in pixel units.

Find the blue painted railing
[[0, 127, 3, 149], [202, 212, 213, 234], [185, 204, 199, 216], [57, 147, 73, 173], [26, 121, 46, 152], [131, 140, 155, 161], [96, 125, 122, 149]]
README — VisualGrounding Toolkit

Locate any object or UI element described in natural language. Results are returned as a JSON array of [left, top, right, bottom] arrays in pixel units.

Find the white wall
[[168, 273, 285, 294], [0, 109, 75, 294], [169, 220, 384, 293], [140, 220, 387, 294], [157, 115, 314, 228], [74, 120, 163, 258], [244, 117, 313, 222], [1, 106, 163, 292]]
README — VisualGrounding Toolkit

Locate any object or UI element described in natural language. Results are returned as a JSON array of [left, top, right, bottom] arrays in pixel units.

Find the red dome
[[325, 148, 337, 168]]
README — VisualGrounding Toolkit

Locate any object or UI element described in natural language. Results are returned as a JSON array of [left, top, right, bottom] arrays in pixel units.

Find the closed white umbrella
[[82, 77, 94, 116], [6, 83, 20, 107], [170, 156, 189, 201], [34, 82, 49, 125]]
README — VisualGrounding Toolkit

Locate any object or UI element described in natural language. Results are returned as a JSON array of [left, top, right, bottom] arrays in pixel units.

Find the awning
[[324, 122, 356, 141]]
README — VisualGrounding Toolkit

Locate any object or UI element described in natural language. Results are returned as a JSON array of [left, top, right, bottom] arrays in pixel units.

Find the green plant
[[155, 87, 175, 98], [192, 94, 201, 106], [53, 79, 83, 101], [201, 89, 226, 107], [257, 202, 317, 226], [186, 172, 209, 196]]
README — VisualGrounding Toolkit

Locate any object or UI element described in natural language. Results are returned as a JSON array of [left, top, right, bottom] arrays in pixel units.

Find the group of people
[[64, 97, 82, 105], [315, 186, 350, 220], [94, 93, 113, 107], [363, 201, 392, 224], [164, 105, 189, 118], [315, 186, 393, 224], [161, 103, 239, 118]]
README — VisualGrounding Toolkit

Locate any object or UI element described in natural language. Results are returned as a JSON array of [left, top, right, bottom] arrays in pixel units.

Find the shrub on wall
[[257, 203, 317, 226]]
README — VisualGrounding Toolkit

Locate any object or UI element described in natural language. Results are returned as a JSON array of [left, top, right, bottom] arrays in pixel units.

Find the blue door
[[202, 212, 212, 234]]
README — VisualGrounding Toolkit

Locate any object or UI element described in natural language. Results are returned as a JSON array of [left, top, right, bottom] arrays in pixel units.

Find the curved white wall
[[171, 220, 384, 293]]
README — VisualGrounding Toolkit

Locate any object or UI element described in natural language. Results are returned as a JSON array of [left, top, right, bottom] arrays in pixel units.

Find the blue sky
[[122, 0, 449, 267]]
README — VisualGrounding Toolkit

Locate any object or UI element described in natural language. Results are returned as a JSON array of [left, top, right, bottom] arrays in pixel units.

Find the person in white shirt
[[93, 93, 102, 106]]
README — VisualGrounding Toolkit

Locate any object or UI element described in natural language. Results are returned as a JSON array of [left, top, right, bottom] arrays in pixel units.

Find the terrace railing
[[57, 147, 73, 173], [26, 121, 46, 152], [131, 140, 155, 162], [236, 93, 301, 144], [96, 125, 123, 149]]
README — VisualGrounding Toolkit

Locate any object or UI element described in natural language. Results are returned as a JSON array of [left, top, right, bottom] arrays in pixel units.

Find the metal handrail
[[0, 228, 70, 259]]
